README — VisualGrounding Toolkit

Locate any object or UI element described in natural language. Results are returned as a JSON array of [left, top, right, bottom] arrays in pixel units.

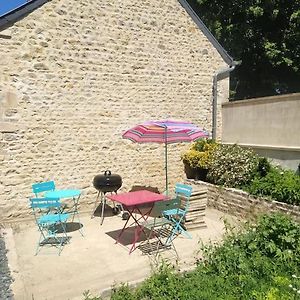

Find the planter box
[[184, 163, 208, 181], [186, 179, 300, 222]]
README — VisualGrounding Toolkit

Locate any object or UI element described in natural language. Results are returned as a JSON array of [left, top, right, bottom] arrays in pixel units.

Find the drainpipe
[[212, 64, 237, 140], [177, 0, 239, 140]]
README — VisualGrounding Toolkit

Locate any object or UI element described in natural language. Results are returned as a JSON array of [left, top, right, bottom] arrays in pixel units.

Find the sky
[[0, 0, 30, 17]]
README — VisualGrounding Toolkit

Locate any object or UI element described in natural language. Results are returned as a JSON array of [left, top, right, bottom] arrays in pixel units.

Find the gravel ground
[[0, 233, 14, 300]]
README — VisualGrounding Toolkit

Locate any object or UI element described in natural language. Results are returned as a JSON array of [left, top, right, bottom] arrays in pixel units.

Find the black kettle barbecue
[[92, 170, 123, 224], [93, 170, 122, 194]]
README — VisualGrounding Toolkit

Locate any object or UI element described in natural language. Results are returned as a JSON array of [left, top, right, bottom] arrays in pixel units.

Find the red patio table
[[107, 190, 169, 254]]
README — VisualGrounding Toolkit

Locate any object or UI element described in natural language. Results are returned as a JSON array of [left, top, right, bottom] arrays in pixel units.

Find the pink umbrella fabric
[[122, 120, 209, 192], [122, 120, 208, 144]]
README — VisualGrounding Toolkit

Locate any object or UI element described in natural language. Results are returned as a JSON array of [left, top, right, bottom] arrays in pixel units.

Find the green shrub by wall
[[182, 142, 300, 206], [207, 144, 259, 187], [181, 139, 217, 169], [245, 167, 300, 205], [85, 213, 300, 300]]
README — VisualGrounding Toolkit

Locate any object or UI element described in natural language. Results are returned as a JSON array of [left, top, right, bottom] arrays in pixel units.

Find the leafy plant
[[245, 167, 300, 205], [207, 144, 259, 187], [289, 274, 300, 296], [83, 290, 102, 300], [198, 213, 300, 299], [181, 139, 218, 169], [99, 213, 300, 300], [248, 213, 300, 261], [111, 284, 136, 300], [184, 141, 299, 206], [189, 0, 300, 99], [257, 157, 272, 177], [135, 265, 181, 300], [192, 138, 216, 152]]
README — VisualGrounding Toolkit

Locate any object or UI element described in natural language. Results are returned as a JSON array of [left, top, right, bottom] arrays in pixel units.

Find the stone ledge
[[222, 142, 300, 152], [186, 179, 300, 221]]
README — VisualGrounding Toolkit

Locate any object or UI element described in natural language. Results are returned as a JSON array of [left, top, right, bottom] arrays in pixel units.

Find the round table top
[[45, 189, 81, 199]]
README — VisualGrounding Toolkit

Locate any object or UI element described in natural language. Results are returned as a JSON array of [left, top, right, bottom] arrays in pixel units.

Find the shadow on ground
[[105, 226, 151, 246], [52, 222, 83, 233]]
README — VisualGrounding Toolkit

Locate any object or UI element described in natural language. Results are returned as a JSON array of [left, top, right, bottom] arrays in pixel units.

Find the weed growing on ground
[[89, 213, 299, 299]]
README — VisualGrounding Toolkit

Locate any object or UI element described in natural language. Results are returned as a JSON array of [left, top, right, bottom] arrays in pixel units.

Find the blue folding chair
[[140, 184, 193, 260], [32, 181, 84, 236], [30, 197, 70, 255], [139, 199, 179, 259], [32, 181, 61, 214], [32, 181, 56, 197], [162, 183, 193, 243]]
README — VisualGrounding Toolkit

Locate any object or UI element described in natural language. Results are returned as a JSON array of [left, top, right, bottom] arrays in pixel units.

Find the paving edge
[[99, 263, 197, 299], [1, 227, 27, 300]]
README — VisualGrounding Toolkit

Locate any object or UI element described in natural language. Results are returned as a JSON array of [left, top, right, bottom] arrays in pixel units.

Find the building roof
[[179, 0, 235, 66], [0, 0, 49, 30], [0, 0, 234, 65]]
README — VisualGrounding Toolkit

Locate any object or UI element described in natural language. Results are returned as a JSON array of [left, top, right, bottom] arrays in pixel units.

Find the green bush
[[96, 213, 300, 300], [207, 144, 259, 187], [192, 138, 215, 152], [199, 213, 300, 298], [181, 139, 218, 169], [251, 213, 300, 260], [245, 167, 300, 205], [184, 141, 299, 205], [256, 157, 272, 177]]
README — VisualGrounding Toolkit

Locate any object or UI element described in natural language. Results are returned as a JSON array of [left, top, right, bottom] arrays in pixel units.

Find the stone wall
[[188, 180, 300, 222], [0, 0, 228, 222]]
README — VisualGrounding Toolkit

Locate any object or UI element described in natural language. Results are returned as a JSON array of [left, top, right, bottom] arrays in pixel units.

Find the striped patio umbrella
[[122, 120, 209, 193]]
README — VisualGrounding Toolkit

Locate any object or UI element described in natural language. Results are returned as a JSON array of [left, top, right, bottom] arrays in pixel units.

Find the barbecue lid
[[93, 170, 122, 192]]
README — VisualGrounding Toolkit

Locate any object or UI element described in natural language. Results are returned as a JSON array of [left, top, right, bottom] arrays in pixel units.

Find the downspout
[[212, 64, 237, 140], [177, 0, 238, 141]]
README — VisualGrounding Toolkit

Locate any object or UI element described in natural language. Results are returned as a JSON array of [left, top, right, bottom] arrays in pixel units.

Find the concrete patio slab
[[3, 208, 238, 300]]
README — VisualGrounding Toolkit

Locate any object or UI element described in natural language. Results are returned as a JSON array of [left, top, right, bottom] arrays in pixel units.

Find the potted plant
[[181, 139, 218, 180]]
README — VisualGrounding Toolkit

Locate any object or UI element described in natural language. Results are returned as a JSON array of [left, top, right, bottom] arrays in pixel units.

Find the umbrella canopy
[[122, 120, 209, 193]]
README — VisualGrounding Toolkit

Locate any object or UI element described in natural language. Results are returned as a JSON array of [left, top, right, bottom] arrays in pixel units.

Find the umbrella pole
[[165, 126, 168, 195]]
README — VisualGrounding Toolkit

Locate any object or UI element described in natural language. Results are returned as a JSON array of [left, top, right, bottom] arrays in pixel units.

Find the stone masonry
[[0, 0, 229, 222], [188, 180, 300, 222]]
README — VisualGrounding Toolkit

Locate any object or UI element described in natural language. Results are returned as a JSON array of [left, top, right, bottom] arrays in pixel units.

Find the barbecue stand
[[92, 170, 124, 225]]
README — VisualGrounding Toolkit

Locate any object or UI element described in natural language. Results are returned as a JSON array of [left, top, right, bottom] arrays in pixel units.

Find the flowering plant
[[289, 274, 300, 295], [207, 144, 259, 187], [181, 139, 218, 169]]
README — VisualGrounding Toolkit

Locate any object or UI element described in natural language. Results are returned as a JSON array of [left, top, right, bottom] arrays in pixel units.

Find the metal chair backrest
[[174, 183, 192, 212], [32, 181, 55, 197], [30, 197, 61, 210], [149, 198, 179, 218], [148, 184, 192, 218], [30, 197, 61, 230]]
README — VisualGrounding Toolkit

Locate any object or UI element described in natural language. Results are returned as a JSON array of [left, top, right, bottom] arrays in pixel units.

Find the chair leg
[[58, 221, 70, 255], [35, 223, 51, 255], [35, 229, 45, 256], [139, 219, 180, 262], [35, 221, 71, 256], [166, 215, 192, 243], [71, 196, 84, 236], [75, 209, 84, 236], [154, 223, 179, 261], [179, 225, 192, 239]]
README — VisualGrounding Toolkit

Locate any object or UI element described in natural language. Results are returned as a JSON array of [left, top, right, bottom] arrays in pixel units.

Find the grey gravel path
[[0, 233, 13, 300]]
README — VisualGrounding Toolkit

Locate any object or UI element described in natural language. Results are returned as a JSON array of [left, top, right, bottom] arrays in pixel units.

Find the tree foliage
[[188, 0, 300, 100]]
